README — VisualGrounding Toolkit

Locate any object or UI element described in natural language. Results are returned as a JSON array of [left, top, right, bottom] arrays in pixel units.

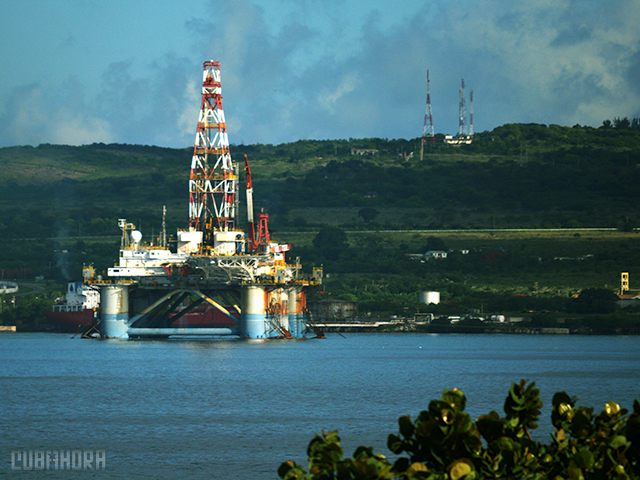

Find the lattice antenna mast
[[420, 70, 435, 161], [189, 61, 238, 242], [469, 89, 474, 140], [458, 78, 467, 137]]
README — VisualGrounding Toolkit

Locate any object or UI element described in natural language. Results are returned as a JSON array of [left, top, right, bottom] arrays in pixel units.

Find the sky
[[1, 0, 639, 148]]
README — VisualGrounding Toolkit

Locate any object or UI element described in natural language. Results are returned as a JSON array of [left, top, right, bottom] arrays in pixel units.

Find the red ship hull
[[44, 309, 97, 328], [43, 305, 238, 330], [170, 306, 239, 328]]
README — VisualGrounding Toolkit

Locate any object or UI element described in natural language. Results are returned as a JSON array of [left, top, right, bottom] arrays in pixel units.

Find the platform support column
[[288, 288, 305, 338], [100, 284, 130, 339], [240, 285, 267, 338]]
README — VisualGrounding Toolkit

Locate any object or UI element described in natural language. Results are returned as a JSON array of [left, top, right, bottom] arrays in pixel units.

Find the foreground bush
[[279, 380, 640, 479]]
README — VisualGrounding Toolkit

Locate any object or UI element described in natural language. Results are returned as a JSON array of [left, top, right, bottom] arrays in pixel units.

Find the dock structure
[[94, 61, 320, 340]]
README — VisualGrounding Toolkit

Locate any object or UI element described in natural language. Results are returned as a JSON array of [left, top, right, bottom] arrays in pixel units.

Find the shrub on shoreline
[[279, 380, 640, 479]]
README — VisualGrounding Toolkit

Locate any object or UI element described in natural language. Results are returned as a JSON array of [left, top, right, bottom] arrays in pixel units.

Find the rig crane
[[244, 154, 258, 252]]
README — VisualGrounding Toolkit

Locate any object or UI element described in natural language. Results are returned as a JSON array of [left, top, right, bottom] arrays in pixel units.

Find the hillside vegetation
[[1, 119, 640, 322]]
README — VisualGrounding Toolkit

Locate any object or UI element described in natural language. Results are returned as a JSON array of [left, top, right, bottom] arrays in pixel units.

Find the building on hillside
[[425, 250, 448, 259], [351, 148, 379, 156], [443, 135, 472, 145], [618, 290, 640, 308]]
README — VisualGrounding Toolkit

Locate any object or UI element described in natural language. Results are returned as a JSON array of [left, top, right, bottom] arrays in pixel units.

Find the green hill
[[2, 119, 640, 322], [2, 121, 640, 236]]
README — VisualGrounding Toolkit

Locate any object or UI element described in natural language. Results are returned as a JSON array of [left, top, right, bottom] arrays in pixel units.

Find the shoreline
[[318, 322, 640, 335]]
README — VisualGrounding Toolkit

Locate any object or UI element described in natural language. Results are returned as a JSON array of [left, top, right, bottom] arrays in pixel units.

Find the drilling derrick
[[420, 70, 435, 161], [189, 61, 238, 247]]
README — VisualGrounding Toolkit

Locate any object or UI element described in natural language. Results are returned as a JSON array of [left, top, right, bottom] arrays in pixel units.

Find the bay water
[[1, 332, 639, 478]]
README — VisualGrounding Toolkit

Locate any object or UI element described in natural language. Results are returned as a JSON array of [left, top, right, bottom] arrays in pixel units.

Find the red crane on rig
[[244, 154, 272, 253], [244, 154, 257, 252]]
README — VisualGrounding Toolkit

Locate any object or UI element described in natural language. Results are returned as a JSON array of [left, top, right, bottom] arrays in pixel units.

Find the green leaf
[[609, 435, 628, 450], [495, 436, 515, 452], [442, 388, 467, 412], [509, 383, 525, 405], [387, 434, 404, 454], [399, 415, 415, 438], [574, 448, 594, 470], [553, 391, 573, 408]]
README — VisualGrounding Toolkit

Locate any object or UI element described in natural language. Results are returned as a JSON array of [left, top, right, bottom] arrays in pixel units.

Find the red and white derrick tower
[[420, 69, 435, 161], [189, 61, 238, 246]]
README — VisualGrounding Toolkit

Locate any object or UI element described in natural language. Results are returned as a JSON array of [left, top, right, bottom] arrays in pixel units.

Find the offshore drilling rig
[[95, 60, 321, 339]]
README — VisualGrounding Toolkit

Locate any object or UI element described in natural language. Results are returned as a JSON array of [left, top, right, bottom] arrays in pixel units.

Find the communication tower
[[444, 78, 473, 145], [469, 89, 474, 140], [458, 78, 467, 137], [420, 70, 435, 161], [189, 61, 238, 247]]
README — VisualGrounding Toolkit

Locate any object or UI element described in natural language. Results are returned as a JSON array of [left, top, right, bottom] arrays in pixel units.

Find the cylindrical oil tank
[[100, 284, 130, 338], [418, 291, 440, 305]]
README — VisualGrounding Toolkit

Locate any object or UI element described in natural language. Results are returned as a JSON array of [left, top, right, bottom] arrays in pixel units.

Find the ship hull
[[170, 306, 239, 328], [44, 309, 97, 328]]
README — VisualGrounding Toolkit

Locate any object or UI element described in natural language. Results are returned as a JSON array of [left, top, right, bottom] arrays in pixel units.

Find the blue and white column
[[240, 285, 267, 338], [288, 288, 304, 338], [100, 285, 130, 339]]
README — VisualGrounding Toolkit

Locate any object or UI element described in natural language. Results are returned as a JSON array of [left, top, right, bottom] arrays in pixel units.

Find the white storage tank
[[418, 291, 440, 305]]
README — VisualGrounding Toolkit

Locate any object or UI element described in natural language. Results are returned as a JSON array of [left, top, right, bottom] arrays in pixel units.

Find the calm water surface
[[1, 332, 639, 479]]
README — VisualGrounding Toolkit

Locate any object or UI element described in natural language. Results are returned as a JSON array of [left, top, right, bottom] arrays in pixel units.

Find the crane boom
[[244, 155, 257, 252]]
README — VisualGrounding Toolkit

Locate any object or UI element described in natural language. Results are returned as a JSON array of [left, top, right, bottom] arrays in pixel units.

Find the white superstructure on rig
[[96, 61, 319, 340]]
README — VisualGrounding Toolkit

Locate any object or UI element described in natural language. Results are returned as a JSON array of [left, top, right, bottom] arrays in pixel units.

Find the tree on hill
[[568, 288, 619, 314], [313, 226, 349, 261], [423, 236, 448, 252], [357, 207, 379, 223]]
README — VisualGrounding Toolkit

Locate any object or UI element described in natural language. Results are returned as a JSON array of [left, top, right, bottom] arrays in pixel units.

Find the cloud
[[180, 0, 639, 143], [318, 74, 361, 113], [177, 79, 200, 139], [0, 80, 113, 146], [1, 0, 639, 148], [51, 109, 113, 146], [422, 0, 640, 128]]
